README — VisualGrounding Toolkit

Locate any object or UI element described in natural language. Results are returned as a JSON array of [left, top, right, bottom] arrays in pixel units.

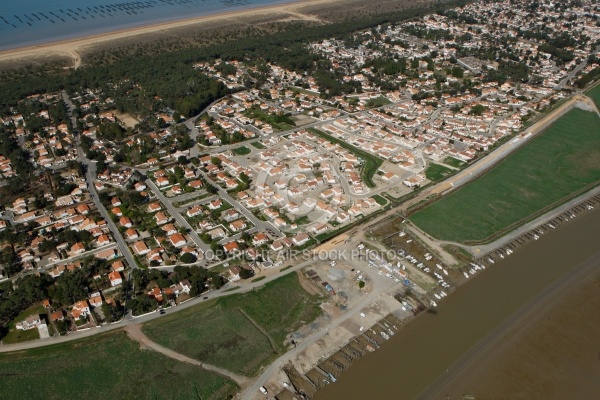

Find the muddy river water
[[316, 208, 600, 400]]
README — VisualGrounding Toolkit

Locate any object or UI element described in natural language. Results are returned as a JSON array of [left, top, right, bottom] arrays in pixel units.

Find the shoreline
[[0, 0, 329, 66]]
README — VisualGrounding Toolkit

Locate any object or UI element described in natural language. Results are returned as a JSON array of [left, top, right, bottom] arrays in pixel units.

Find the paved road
[[0, 255, 317, 353], [197, 169, 285, 239], [144, 178, 210, 254], [61, 91, 139, 270]]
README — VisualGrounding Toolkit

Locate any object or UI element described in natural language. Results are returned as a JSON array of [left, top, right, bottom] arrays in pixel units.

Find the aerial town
[[0, 0, 598, 380]]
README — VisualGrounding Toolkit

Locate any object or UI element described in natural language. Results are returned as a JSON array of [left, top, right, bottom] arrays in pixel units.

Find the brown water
[[316, 208, 600, 400]]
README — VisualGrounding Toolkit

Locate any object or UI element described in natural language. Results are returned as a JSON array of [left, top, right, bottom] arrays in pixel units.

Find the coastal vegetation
[[143, 272, 323, 376], [0, 330, 238, 400], [411, 108, 600, 243]]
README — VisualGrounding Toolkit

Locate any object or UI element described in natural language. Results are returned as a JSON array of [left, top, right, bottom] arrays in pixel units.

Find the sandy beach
[[0, 0, 331, 68]]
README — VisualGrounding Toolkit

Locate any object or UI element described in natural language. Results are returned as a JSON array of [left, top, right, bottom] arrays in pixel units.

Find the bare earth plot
[[0, 330, 238, 400], [411, 108, 600, 243]]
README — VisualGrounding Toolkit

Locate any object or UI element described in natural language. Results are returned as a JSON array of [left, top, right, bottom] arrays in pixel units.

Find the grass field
[[2, 304, 45, 344], [412, 108, 600, 243], [0, 330, 237, 400], [586, 84, 600, 110], [308, 128, 383, 188], [144, 272, 322, 376], [372, 194, 388, 206], [251, 141, 266, 149], [232, 146, 251, 156], [425, 162, 454, 182], [443, 156, 467, 169]]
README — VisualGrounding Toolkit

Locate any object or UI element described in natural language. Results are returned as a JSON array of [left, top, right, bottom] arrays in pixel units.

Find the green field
[[144, 272, 322, 376], [0, 330, 237, 400], [586, 84, 600, 110], [250, 141, 266, 149], [443, 156, 467, 169], [232, 146, 251, 156], [309, 128, 383, 188], [372, 194, 388, 206], [412, 108, 600, 243], [425, 162, 454, 182], [2, 304, 45, 344]]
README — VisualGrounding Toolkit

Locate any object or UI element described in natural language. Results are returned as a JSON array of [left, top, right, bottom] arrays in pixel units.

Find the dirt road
[[124, 324, 249, 386]]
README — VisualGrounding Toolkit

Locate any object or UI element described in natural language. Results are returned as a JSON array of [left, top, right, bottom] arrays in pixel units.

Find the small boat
[[463, 271, 469, 278], [434, 293, 441, 300], [443, 269, 448, 276], [436, 264, 443, 269], [430, 300, 437, 307], [488, 257, 495, 264]]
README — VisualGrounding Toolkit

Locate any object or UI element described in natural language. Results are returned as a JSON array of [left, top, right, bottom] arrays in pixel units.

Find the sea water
[[0, 0, 296, 50]]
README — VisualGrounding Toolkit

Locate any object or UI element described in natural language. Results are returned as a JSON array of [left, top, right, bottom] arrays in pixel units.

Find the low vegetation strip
[[308, 128, 383, 188], [0, 330, 237, 400], [411, 108, 600, 243], [586, 83, 600, 110], [144, 272, 323, 376]]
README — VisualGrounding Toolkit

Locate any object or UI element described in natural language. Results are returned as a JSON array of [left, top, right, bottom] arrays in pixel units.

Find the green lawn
[[232, 146, 251, 156], [412, 108, 600, 243], [250, 141, 266, 149], [586, 84, 600, 110], [144, 272, 322, 376], [372, 194, 388, 206], [368, 96, 392, 108], [309, 128, 383, 188], [443, 156, 467, 169], [0, 330, 237, 400], [424, 162, 454, 182], [2, 304, 45, 344]]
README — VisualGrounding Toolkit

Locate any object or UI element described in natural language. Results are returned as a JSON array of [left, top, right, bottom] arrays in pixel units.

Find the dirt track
[[124, 324, 249, 386]]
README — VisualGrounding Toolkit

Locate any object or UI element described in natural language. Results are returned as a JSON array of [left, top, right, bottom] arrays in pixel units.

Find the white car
[[259, 386, 268, 395]]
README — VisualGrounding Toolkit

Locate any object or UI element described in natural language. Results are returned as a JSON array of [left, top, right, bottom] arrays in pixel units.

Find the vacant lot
[[586, 84, 600, 109], [412, 108, 600, 243], [443, 156, 467, 169], [0, 330, 237, 400], [232, 145, 251, 156], [425, 162, 453, 182], [145, 303, 274, 375], [144, 272, 323, 376]]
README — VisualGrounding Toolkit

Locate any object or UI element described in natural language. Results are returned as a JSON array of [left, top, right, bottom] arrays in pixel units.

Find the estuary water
[[0, 0, 296, 50], [316, 207, 600, 400]]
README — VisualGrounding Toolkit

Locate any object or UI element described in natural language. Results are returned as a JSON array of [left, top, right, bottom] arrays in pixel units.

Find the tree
[[239, 267, 255, 279], [358, 280, 365, 291], [180, 253, 197, 263]]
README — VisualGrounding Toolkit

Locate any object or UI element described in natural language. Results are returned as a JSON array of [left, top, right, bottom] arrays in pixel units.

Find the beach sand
[[0, 0, 409, 69]]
